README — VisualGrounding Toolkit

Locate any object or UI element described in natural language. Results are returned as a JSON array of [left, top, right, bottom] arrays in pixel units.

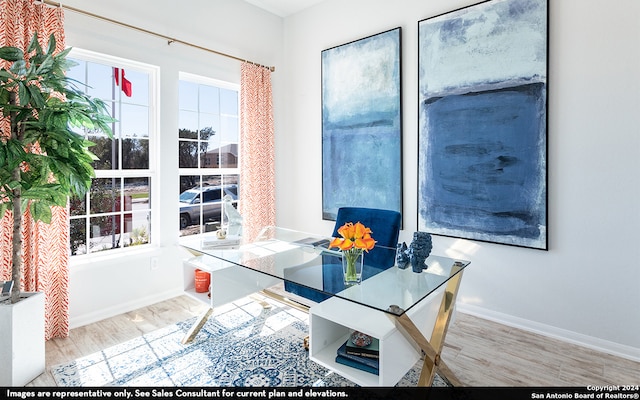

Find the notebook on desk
[[292, 237, 340, 255]]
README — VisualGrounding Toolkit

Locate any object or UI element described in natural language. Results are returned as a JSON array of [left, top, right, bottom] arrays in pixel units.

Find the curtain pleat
[[0, 0, 69, 340], [239, 63, 275, 242]]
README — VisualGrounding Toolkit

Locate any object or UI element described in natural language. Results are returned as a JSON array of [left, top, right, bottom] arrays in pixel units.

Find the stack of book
[[201, 235, 240, 249], [335, 335, 380, 375]]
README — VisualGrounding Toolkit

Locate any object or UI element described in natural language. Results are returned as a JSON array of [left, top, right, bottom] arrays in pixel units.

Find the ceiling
[[243, 0, 326, 17]]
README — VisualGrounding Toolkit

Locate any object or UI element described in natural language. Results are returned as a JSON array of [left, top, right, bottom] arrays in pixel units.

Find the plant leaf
[[17, 82, 30, 106], [26, 32, 42, 54], [27, 84, 46, 108], [0, 46, 23, 62], [9, 59, 27, 75], [46, 34, 57, 55], [31, 201, 53, 224], [0, 202, 10, 219]]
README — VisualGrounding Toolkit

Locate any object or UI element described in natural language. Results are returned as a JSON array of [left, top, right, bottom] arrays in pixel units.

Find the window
[[67, 49, 157, 256], [178, 73, 240, 236]]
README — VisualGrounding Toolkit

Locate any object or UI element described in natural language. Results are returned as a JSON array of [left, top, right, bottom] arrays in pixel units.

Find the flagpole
[[111, 68, 118, 250], [42, 0, 275, 72]]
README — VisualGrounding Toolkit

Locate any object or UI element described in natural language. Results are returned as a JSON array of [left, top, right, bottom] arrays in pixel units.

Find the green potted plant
[[0, 33, 113, 385]]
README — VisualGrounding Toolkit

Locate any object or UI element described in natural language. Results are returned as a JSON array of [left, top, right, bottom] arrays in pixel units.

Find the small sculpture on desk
[[223, 195, 243, 236], [396, 242, 409, 269], [409, 232, 432, 273], [396, 232, 432, 272]]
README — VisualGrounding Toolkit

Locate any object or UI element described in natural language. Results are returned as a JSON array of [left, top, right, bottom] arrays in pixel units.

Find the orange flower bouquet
[[329, 222, 376, 285]]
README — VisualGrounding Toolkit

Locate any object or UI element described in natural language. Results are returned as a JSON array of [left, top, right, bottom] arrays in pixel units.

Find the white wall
[[279, 0, 640, 361], [60, 0, 284, 327]]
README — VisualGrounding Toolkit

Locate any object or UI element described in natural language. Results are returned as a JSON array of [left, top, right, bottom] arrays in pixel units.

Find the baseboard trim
[[457, 303, 640, 363], [69, 288, 184, 329]]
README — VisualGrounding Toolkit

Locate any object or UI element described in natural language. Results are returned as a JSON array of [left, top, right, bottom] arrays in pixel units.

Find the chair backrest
[[284, 207, 402, 304], [332, 207, 401, 270]]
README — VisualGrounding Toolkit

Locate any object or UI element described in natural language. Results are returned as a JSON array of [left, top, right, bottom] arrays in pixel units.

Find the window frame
[[178, 72, 241, 237], [68, 48, 160, 260]]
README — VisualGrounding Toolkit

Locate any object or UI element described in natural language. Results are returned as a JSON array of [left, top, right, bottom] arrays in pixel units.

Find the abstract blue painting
[[322, 28, 402, 221], [418, 0, 548, 249]]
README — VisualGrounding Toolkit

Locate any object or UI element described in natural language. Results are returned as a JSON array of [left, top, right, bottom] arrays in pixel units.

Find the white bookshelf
[[182, 254, 280, 308], [309, 286, 444, 386]]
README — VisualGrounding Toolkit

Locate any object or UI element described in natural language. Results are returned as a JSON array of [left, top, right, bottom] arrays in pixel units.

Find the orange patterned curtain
[[239, 63, 275, 242], [0, 0, 69, 340]]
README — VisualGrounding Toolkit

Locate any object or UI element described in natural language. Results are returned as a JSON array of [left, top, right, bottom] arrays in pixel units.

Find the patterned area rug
[[51, 296, 448, 387]]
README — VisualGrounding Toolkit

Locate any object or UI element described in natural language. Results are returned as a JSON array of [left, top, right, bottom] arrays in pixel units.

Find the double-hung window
[[178, 73, 240, 236], [67, 49, 157, 256]]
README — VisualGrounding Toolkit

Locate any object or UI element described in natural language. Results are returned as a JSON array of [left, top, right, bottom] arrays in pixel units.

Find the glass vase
[[342, 248, 364, 285]]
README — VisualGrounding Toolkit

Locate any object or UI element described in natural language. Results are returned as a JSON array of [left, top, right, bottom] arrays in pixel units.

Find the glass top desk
[[179, 226, 470, 386]]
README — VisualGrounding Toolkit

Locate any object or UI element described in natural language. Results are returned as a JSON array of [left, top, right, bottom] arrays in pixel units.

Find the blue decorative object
[[350, 331, 373, 347], [409, 232, 432, 273], [396, 242, 409, 269]]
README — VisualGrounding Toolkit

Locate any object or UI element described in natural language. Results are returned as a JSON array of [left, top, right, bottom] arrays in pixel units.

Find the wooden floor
[[29, 295, 640, 387]]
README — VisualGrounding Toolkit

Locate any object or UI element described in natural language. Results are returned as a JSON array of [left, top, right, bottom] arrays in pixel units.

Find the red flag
[[113, 67, 132, 97]]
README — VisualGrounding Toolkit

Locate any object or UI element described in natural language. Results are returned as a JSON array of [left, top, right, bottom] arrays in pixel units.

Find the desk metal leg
[[249, 294, 273, 309], [393, 266, 465, 386], [182, 293, 277, 345], [181, 307, 213, 344]]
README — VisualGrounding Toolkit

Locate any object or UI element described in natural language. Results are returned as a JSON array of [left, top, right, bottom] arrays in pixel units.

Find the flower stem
[[343, 248, 363, 282]]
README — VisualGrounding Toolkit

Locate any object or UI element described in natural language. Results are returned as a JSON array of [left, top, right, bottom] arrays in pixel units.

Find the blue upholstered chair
[[284, 207, 401, 304]]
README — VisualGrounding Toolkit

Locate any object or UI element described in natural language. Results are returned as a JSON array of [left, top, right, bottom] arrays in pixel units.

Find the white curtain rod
[[41, 0, 275, 72]]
